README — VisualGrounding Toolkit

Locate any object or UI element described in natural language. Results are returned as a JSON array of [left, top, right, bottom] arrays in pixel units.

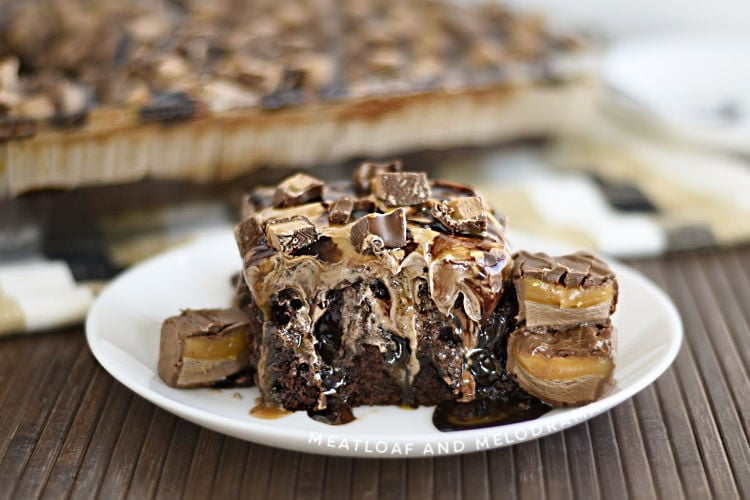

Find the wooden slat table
[[1, 245, 749, 499]]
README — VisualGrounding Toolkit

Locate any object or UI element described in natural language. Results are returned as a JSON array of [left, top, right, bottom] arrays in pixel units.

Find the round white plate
[[86, 230, 682, 458], [602, 31, 750, 153]]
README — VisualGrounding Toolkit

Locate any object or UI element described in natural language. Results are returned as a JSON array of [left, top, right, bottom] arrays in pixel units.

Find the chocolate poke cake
[[0, 0, 592, 196], [158, 163, 619, 427]]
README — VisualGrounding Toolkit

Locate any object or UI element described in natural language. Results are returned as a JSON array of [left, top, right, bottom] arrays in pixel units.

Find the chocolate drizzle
[[307, 396, 356, 425], [433, 397, 551, 432]]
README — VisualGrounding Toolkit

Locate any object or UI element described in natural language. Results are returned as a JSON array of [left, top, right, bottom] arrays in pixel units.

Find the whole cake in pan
[[158, 162, 619, 428], [0, 0, 592, 196]]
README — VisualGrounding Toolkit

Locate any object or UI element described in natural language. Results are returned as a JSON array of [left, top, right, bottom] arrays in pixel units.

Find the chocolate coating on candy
[[273, 173, 324, 208], [350, 208, 407, 253], [158, 308, 252, 388], [372, 172, 431, 206], [431, 196, 487, 235], [513, 250, 615, 288], [352, 160, 402, 193], [266, 216, 320, 254], [328, 197, 354, 225], [507, 322, 616, 406], [512, 250, 618, 328]]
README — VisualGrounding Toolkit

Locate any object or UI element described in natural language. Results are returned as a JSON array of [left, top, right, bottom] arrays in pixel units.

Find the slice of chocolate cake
[[506, 251, 618, 406], [157, 167, 620, 424], [234, 164, 516, 412]]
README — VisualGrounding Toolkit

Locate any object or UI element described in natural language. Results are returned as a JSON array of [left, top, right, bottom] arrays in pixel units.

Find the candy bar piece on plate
[[158, 308, 254, 388], [507, 322, 616, 406], [512, 251, 618, 328]]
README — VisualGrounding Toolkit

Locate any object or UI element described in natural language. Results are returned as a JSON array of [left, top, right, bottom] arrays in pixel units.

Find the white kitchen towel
[[0, 260, 94, 335]]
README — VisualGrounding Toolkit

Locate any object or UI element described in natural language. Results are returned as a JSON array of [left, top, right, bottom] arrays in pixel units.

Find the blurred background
[[507, 0, 750, 37], [1, 0, 749, 335]]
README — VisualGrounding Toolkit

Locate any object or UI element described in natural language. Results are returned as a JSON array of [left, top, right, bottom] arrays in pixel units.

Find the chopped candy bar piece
[[512, 251, 617, 328], [273, 173, 325, 208], [431, 196, 487, 235], [328, 197, 354, 225], [158, 308, 253, 388], [507, 322, 616, 406], [350, 208, 407, 253], [352, 160, 402, 193], [372, 172, 431, 206], [265, 216, 320, 253]]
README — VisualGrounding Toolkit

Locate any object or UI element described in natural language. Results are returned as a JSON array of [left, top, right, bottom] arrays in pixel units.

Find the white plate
[[86, 230, 682, 458]]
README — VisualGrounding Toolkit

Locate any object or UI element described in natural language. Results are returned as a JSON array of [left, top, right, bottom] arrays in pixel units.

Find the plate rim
[[85, 231, 683, 458]]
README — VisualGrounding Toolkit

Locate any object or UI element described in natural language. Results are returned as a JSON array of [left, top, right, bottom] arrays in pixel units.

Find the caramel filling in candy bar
[[506, 323, 615, 406], [512, 250, 618, 328], [159, 307, 254, 388], [522, 279, 614, 309], [183, 330, 248, 361], [512, 341, 613, 381]]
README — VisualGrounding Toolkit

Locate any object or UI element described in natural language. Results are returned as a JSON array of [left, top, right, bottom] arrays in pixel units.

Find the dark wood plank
[[321, 456, 352, 500], [460, 452, 489, 500], [69, 382, 135, 499], [183, 430, 224, 500], [610, 400, 657, 499], [97, 395, 155, 499], [209, 438, 250, 500], [0, 332, 82, 499], [350, 458, 379, 500], [294, 452, 326, 500], [126, 409, 179, 500], [433, 456, 461, 500], [0, 335, 37, 406], [653, 369, 711, 497], [564, 424, 600, 499], [406, 458, 433, 500], [631, 387, 684, 499], [153, 419, 200, 499], [586, 411, 628, 499], [676, 256, 750, 497], [487, 445, 516, 500], [0, 333, 75, 464], [265, 449, 302, 500], [14, 342, 97, 499], [658, 258, 741, 498], [41, 366, 116, 498], [538, 431, 573, 499], [513, 440, 544, 500], [698, 255, 750, 435], [379, 459, 406, 500], [631, 260, 711, 497]]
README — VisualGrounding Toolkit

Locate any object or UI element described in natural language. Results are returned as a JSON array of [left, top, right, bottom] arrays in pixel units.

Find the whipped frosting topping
[[235, 165, 513, 407]]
